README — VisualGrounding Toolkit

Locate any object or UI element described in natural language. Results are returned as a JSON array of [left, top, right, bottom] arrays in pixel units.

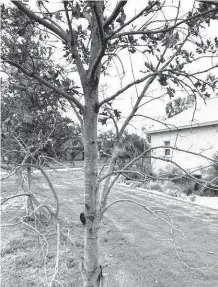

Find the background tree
[[1, 1, 218, 286], [165, 95, 194, 118], [1, 71, 81, 166], [98, 130, 149, 175], [1, 69, 81, 213]]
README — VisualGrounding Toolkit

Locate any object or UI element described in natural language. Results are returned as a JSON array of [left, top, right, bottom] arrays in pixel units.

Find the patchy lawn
[[1, 169, 218, 287]]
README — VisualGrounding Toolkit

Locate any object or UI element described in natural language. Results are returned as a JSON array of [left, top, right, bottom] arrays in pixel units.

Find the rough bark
[[83, 88, 101, 287], [26, 167, 34, 214], [82, 3, 105, 285]]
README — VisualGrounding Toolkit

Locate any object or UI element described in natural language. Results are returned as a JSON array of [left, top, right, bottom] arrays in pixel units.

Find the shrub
[[157, 165, 183, 179], [156, 166, 199, 195], [162, 181, 181, 197], [149, 181, 163, 192], [141, 181, 150, 190], [182, 186, 193, 196], [213, 151, 218, 172], [198, 155, 218, 196]]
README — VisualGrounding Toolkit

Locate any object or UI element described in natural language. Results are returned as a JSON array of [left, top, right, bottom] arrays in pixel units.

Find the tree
[[98, 130, 147, 158], [1, 1, 218, 286], [98, 130, 149, 175], [1, 71, 81, 165], [165, 95, 194, 118], [1, 69, 81, 214]]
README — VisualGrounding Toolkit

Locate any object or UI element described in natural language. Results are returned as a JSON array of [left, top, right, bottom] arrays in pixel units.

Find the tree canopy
[[1, 70, 81, 165]]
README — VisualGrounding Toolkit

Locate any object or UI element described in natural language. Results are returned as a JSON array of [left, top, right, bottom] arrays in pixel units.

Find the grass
[[1, 169, 218, 286]]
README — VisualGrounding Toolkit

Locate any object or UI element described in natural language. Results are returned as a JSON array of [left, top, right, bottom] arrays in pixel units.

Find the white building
[[146, 97, 218, 173]]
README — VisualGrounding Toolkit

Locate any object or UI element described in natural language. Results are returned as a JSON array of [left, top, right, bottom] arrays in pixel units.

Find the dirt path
[[1, 170, 218, 287], [55, 171, 218, 287], [100, 184, 218, 287]]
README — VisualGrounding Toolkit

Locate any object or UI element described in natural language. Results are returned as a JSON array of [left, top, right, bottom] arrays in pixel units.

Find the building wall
[[150, 124, 218, 173]]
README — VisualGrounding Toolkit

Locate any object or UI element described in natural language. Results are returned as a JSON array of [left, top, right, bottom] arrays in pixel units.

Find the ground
[[1, 168, 218, 287]]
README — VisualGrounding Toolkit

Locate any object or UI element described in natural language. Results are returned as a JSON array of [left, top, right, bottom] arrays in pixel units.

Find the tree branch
[[11, 1, 86, 82], [36, 165, 59, 217], [98, 73, 157, 107], [108, 1, 159, 39], [118, 76, 157, 139], [134, 114, 180, 132], [110, 6, 218, 39], [102, 199, 184, 238], [148, 155, 217, 188], [14, 163, 60, 217], [118, 32, 189, 136], [99, 37, 184, 207], [1, 57, 84, 112], [88, 3, 106, 81], [1, 193, 30, 205], [99, 142, 217, 210], [69, 102, 83, 129], [11, 1, 67, 41], [43, 15, 66, 36], [103, 1, 128, 29]]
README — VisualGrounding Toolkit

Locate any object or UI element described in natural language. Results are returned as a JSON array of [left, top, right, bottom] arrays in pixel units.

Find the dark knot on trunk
[[80, 212, 86, 226]]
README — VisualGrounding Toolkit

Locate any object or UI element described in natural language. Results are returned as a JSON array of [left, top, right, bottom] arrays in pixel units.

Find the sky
[[2, 0, 218, 136]]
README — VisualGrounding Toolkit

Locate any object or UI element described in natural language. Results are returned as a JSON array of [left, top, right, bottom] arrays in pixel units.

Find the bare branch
[[117, 32, 189, 138], [98, 73, 157, 107], [118, 75, 157, 138], [99, 37, 185, 206], [13, 163, 60, 217], [69, 102, 83, 129], [62, 3, 87, 80], [37, 165, 59, 217], [98, 170, 145, 185], [103, 1, 128, 29], [99, 142, 217, 209], [134, 114, 181, 132], [149, 155, 203, 183], [64, 2, 75, 45], [88, 3, 105, 81], [174, 0, 181, 26], [199, 175, 218, 195], [108, 1, 159, 39], [190, 65, 218, 77], [43, 15, 66, 36], [1, 193, 30, 205], [110, 6, 218, 39], [103, 199, 183, 237], [1, 166, 20, 181]]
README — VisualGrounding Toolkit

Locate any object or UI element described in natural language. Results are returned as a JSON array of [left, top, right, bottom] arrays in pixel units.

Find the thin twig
[[1, 193, 30, 205]]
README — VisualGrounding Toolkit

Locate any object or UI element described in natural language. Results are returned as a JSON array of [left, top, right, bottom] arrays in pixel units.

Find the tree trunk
[[26, 166, 34, 214], [82, 3, 105, 285], [16, 167, 23, 193], [83, 91, 101, 287]]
